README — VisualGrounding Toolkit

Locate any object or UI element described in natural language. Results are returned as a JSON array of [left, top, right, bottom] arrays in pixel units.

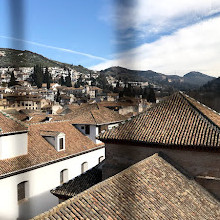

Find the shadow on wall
[[18, 190, 59, 220]]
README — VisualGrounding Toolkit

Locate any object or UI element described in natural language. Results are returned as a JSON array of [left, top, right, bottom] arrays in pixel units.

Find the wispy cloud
[[112, 0, 220, 43], [0, 35, 108, 61], [91, 16, 220, 77]]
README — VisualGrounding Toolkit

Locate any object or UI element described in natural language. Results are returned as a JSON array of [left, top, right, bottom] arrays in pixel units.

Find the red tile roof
[[0, 111, 28, 135], [63, 103, 127, 125], [99, 92, 220, 148], [0, 121, 102, 177], [33, 154, 220, 219]]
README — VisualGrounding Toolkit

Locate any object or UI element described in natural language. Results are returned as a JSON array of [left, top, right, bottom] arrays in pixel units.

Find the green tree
[[8, 71, 17, 87], [147, 88, 156, 103], [44, 67, 51, 89], [65, 71, 72, 87], [32, 65, 44, 88], [60, 76, 65, 86], [56, 90, 61, 102]]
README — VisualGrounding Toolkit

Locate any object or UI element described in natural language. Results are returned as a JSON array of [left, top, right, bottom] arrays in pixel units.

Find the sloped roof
[[99, 92, 220, 148], [64, 103, 127, 125], [0, 111, 28, 135], [33, 154, 220, 220], [184, 94, 220, 127], [51, 165, 102, 199], [0, 121, 101, 177]]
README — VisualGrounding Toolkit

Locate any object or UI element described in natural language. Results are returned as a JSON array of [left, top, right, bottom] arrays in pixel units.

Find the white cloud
[[113, 0, 220, 38], [91, 16, 220, 77]]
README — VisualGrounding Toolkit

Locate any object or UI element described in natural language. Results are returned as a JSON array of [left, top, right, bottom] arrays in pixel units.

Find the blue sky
[[1, 0, 220, 76], [0, 0, 113, 67]]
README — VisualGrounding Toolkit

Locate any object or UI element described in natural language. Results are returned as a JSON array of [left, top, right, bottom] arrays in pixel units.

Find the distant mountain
[[100, 66, 215, 90], [0, 48, 63, 67], [0, 48, 93, 75], [188, 77, 220, 112], [183, 71, 215, 87], [200, 77, 220, 93]]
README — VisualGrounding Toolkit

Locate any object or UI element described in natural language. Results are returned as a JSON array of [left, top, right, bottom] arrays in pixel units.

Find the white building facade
[[0, 147, 105, 220]]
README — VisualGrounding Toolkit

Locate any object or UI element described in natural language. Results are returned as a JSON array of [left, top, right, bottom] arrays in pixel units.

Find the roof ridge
[[0, 110, 28, 129], [180, 92, 220, 130]]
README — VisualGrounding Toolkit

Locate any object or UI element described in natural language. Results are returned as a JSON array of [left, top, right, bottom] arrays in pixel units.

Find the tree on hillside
[[74, 75, 84, 88], [147, 87, 156, 103], [60, 76, 65, 86], [142, 87, 148, 99], [8, 71, 17, 87], [65, 71, 72, 87], [56, 90, 61, 102], [44, 67, 51, 89], [32, 65, 44, 88]]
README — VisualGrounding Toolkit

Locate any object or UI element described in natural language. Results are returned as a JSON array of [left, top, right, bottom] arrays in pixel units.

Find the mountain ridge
[[101, 66, 215, 90]]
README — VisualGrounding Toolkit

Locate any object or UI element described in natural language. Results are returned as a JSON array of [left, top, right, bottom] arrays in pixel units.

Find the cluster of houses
[[0, 80, 150, 117], [0, 65, 219, 219], [0, 91, 219, 219]]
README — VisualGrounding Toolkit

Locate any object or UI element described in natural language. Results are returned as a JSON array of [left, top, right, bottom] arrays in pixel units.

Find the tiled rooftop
[[99, 92, 220, 148], [0, 121, 101, 177], [33, 154, 220, 219], [51, 165, 102, 199], [0, 111, 28, 135], [64, 103, 127, 125]]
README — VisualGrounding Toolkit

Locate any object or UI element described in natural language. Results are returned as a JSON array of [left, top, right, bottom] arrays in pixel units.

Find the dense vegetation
[[188, 77, 220, 112]]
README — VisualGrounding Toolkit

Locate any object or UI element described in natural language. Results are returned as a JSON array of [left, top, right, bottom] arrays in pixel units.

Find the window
[[59, 138, 64, 150], [17, 181, 28, 202], [85, 125, 90, 135], [99, 156, 104, 163], [81, 126, 84, 130], [60, 169, 68, 184], [81, 162, 88, 173]]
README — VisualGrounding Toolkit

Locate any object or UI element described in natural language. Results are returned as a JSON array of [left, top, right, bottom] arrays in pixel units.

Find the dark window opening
[[17, 181, 27, 202], [59, 138, 64, 150], [85, 125, 90, 135]]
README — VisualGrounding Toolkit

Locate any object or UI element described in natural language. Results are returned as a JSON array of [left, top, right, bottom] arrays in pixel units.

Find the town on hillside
[[0, 51, 219, 220]]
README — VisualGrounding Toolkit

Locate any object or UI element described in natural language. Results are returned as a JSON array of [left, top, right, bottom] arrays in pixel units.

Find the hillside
[[188, 77, 220, 112], [100, 66, 215, 90], [0, 48, 93, 75], [183, 71, 215, 87], [0, 48, 63, 67]]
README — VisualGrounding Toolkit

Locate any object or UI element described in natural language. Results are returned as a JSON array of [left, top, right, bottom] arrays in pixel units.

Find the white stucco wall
[[74, 124, 102, 144], [0, 147, 105, 220], [0, 133, 28, 160]]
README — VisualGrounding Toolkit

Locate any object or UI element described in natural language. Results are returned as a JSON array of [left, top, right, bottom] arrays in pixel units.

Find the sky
[[0, 0, 220, 77]]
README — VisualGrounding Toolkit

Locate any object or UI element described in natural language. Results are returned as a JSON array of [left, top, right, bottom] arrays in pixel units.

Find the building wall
[[0, 133, 28, 160], [0, 147, 105, 220], [103, 143, 220, 198], [75, 124, 103, 144]]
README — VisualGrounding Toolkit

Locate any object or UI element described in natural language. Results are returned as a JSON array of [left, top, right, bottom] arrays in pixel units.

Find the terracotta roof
[[33, 154, 220, 220], [99, 92, 220, 148], [0, 121, 101, 177], [64, 103, 127, 125], [0, 111, 28, 135], [40, 130, 63, 137], [184, 94, 220, 127], [51, 164, 102, 199]]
